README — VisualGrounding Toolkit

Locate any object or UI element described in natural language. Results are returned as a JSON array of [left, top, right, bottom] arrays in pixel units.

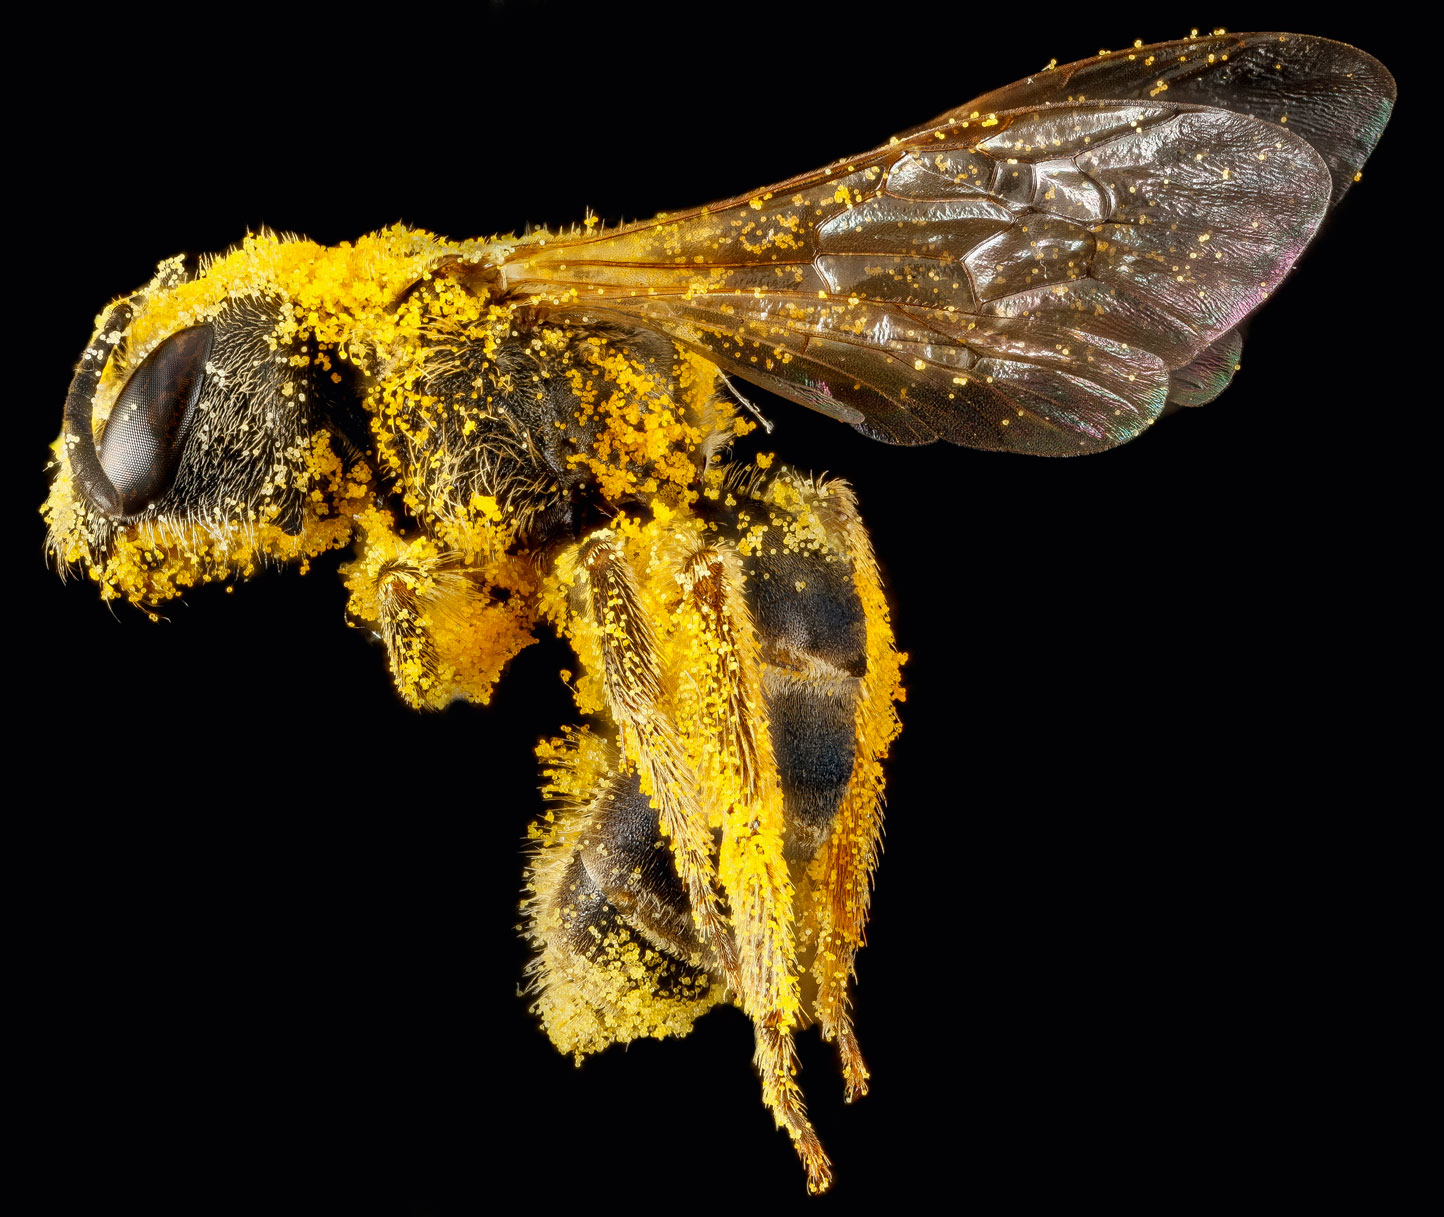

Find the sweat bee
[[39, 25, 1395, 1198]]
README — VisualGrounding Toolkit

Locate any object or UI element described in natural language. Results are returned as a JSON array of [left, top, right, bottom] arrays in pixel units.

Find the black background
[[18, 6, 1411, 1210]]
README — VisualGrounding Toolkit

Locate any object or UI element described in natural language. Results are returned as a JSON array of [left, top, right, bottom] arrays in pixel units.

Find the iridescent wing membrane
[[502, 33, 1393, 454], [936, 31, 1393, 208]]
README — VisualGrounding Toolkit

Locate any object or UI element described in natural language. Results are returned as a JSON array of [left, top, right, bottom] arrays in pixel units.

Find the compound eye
[[97, 324, 213, 513]]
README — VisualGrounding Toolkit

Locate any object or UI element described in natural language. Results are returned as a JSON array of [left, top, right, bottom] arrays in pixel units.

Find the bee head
[[45, 238, 365, 607]]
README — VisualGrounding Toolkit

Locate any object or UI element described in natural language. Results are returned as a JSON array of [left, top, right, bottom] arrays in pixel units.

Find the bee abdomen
[[524, 759, 719, 1059], [760, 669, 860, 863], [528, 854, 716, 1060], [576, 768, 703, 962], [732, 472, 871, 863]]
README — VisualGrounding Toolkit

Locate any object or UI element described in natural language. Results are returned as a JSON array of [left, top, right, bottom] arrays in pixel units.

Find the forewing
[[914, 33, 1394, 416], [917, 31, 1395, 207], [503, 99, 1332, 452]]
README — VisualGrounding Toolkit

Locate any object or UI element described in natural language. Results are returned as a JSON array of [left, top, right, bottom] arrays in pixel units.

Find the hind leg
[[727, 470, 902, 1101]]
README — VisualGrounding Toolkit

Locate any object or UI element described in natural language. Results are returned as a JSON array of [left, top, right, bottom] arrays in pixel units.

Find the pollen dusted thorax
[[43, 225, 904, 1191], [44, 227, 751, 703]]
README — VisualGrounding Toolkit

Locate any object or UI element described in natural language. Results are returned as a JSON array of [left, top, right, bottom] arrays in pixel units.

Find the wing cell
[[924, 31, 1396, 206]]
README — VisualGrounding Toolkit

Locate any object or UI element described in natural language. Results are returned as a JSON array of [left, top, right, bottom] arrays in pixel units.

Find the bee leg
[[524, 729, 721, 1058], [755, 1022, 832, 1194], [730, 470, 902, 1103], [566, 530, 741, 984], [341, 510, 539, 710], [670, 540, 832, 1193], [792, 481, 901, 1102]]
